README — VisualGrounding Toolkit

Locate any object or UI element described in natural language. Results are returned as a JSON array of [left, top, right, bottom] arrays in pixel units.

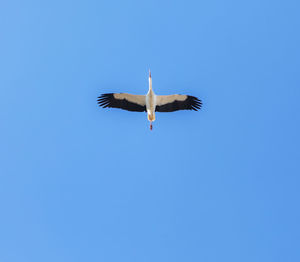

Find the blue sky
[[1, 0, 300, 261]]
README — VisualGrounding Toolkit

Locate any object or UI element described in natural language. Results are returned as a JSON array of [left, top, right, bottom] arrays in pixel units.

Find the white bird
[[98, 70, 202, 130]]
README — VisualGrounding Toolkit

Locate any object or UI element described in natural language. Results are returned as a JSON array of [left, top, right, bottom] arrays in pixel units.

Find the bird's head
[[149, 69, 152, 89]]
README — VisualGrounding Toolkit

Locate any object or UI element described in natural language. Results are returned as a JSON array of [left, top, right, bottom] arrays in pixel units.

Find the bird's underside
[[97, 93, 202, 112], [97, 71, 202, 130]]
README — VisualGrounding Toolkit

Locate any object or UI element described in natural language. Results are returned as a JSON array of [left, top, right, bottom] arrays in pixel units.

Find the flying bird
[[97, 70, 202, 130]]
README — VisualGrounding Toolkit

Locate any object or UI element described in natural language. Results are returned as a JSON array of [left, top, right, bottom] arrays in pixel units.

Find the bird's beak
[[149, 69, 151, 78]]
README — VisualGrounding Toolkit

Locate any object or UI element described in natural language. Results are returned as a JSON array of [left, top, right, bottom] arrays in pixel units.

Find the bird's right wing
[[98, 93, 146, 112]]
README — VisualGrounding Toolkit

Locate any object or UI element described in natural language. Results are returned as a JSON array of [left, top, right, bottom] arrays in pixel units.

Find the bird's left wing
[[156, 94, 202, 112], [98, 93, 146, 112]]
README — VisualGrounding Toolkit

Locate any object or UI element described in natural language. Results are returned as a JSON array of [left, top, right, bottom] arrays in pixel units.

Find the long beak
[[149, 69, 151, 78]]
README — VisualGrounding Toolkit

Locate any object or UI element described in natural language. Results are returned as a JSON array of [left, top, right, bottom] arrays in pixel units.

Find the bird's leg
[[150, 121, 153, 131]]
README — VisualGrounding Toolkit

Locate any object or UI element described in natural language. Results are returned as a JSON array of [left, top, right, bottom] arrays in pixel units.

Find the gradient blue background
[[1, 0, 299, 261]]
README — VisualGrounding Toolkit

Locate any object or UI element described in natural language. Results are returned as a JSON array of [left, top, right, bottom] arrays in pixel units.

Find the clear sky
[[1, 0, 299, 261]]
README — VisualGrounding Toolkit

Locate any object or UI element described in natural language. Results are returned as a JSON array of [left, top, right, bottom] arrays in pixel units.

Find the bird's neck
[[148, 77, 153, 93]]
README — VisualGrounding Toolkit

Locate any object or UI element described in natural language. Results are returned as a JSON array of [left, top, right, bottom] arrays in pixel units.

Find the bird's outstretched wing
[[98, 93, 146, 112], [155, 95, 202, 112]]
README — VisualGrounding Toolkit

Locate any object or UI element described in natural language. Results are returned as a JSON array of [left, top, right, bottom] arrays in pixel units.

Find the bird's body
[[98, 70, 202, 130], [146, 72, 156, 129]]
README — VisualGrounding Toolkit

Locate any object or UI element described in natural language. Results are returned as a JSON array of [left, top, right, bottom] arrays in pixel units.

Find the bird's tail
[[147, 112, 155, 122]]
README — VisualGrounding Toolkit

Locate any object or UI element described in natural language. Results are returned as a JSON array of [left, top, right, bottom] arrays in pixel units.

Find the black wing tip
[[97, 93, 114, 107], [98, 93, 113, 99], [188, 95, 202, 111]]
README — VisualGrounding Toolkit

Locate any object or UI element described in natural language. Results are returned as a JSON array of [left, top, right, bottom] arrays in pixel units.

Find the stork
[[97, 70, 202, 130]]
